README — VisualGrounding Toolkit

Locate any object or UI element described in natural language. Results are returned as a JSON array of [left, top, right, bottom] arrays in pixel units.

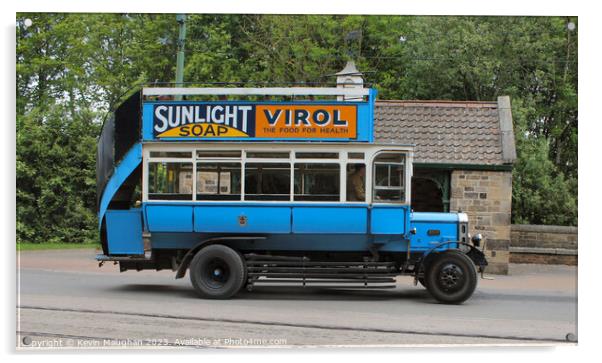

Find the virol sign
[[152, 103, 357, 139]]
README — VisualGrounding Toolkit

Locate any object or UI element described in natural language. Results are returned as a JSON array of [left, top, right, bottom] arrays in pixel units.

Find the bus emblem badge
[[238, 215, 248, 227]]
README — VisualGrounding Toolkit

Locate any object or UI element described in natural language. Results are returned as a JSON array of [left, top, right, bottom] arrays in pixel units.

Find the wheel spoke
[[437, 263, 465, 292]]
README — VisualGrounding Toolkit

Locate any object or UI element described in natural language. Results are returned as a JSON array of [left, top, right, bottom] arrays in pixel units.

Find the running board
[[244, 255, 399, 290], [249, 278, 397, 289]]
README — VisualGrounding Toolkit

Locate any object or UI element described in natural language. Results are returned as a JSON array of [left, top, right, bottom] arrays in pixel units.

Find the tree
[[17, 105, 100, 243], [16, 14, 578, 246], [512, 137, 577, 226]]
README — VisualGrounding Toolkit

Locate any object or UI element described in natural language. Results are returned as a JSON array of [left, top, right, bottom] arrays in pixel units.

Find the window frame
[[293, 162, 341, 202], [345, 162, 367, 202], [147, 160, 194, 201], [142, 144, 411, 205], [244, 161, 292, 201], [370, 151, 409, 204], [195, 161, 242, 201]]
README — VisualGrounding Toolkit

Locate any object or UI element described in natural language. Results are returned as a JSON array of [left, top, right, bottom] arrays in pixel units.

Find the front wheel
[[189, 244, 246, 299], [425, 251, 477, 304]]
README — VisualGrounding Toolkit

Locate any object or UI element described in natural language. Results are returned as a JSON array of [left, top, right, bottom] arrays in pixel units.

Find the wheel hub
[[438, 263, 464, 291], [203, 258, 230, 288]]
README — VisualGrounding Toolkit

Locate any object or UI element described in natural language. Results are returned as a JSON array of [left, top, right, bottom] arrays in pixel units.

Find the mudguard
[[415, 241, 488, 279], [175, 236, 266, 279]]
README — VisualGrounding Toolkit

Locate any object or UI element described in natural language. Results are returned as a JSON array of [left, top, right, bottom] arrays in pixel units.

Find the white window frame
[[293, 160, 342, 202], [370, 151, 412, 205], [145, 156, 195, 202], [195, 160, 243, 201], [243, 158, 292, 202], [141, 142, 412, 205]]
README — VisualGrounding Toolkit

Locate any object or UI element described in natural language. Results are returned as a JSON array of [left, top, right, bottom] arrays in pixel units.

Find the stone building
[[374, 98, 516, 274]]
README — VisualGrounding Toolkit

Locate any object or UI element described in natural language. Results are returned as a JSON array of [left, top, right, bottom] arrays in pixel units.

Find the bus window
[[196, 150, 242, 159], [294, 163, 340, 201], [346, 164, 366, 202], [373, 153, 405, 203], [148, 162, 193, 200], [245, 163, 290, 201], [150, 151, 192, 158], [348, 152, 365, 160], [295, 152, 339, 159], [246, 151, 290, 159], [197, 163, 241, 201]]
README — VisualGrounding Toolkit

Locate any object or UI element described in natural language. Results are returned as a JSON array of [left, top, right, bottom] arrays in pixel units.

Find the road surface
[[16, 249, 577, 348]]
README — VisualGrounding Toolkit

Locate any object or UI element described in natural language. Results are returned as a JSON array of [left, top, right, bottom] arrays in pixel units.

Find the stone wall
[[510, 224, 577, 265], [450, 170, 512, 274]]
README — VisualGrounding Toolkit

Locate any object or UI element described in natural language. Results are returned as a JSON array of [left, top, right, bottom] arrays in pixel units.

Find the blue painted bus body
[[105, 209, 144, 254], [103, 202, 462, 255]]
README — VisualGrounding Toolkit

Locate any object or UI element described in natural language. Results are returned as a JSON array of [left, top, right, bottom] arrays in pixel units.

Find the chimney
[[335, 60, 364, 101]]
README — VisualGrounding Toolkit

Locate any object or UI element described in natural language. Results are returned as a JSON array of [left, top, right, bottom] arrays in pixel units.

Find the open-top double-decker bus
[[96, 86, 487, 304]]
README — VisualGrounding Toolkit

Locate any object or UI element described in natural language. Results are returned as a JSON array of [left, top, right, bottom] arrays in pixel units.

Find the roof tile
[[374, 101, 503, 165]]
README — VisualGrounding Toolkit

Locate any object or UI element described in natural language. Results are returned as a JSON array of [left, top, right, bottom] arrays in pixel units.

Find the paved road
[[16, 249, 577, 348]]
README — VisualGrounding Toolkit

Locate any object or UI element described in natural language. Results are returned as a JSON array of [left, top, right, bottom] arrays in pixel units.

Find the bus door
[[369, 152, 409, 239]]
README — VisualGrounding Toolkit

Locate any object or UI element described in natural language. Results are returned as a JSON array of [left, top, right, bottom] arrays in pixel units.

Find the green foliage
[[16, 14, 578, 246], [16, 105, 100, 244], [512, 137, 577, 226]]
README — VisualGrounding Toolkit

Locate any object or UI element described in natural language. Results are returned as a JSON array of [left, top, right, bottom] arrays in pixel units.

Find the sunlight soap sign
[[152, 103, 357, 139]]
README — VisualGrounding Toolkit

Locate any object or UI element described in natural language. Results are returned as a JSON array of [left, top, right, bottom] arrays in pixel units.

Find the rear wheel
[[425, 251, 477, 304], [189, 245, 245, 299]]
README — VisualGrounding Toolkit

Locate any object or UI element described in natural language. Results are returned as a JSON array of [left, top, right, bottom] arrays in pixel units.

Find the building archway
[[411, 170, 450, 212]]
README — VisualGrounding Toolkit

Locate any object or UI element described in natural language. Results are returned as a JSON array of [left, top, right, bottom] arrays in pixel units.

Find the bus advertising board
[[142, 101, 372, 141]]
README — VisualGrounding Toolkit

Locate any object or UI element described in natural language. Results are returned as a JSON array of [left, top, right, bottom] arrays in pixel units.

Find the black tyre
[[237, 250, 248, 292], [425, 251, 477, 304], [189, 245, 246, 299], [418, 277, 428, 288]]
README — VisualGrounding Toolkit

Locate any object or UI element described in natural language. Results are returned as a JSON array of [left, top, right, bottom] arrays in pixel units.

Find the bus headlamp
[[471, 233, 483, 247]]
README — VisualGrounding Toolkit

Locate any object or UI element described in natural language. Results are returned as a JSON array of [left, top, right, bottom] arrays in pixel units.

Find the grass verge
[[17, 242, 101, 251]]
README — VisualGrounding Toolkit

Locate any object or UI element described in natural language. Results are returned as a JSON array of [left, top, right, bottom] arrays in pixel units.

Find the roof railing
[[142, 87, 370, 97]]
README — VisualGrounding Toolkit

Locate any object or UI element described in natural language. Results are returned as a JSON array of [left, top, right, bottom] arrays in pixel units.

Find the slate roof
[[374, 100, 511, 166]]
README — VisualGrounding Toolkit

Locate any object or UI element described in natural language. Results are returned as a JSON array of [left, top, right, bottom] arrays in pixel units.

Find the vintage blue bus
[[96, 86, 487, 304]]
